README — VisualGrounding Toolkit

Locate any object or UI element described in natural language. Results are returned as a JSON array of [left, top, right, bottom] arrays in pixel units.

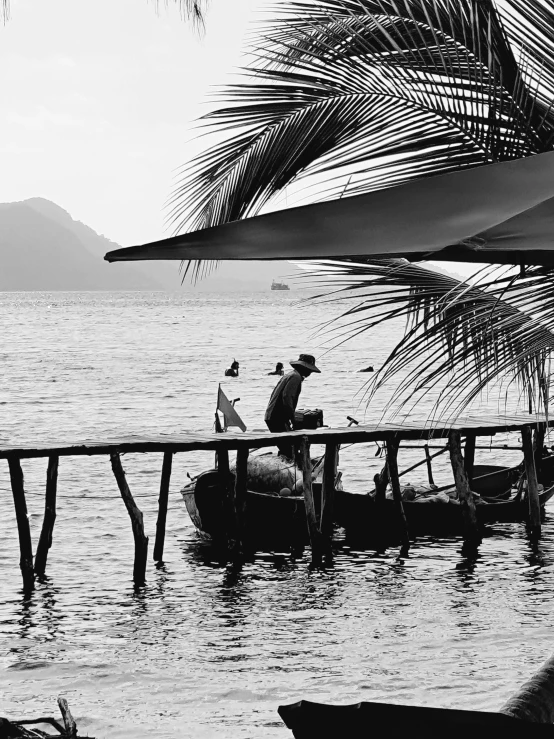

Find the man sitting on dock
[[264, 353, 321, 460]]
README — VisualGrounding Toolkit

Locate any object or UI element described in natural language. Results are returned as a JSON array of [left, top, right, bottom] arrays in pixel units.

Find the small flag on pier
[[217, 385, 247, 432]]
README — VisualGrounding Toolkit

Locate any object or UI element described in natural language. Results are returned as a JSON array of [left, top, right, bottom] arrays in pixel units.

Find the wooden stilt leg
[[110, 453, 149, 586], [34, 455, 59, 577], [522, 426, 541, 538], [153, 452, 173, 562], [533, 423, 546, 484], [217, 447, 235, 550], [448, 430, 481, 550], [464, 433, 476, 486], [320, 443, 338, 561], [386, 437, 410, 556], [424, 444, 435, 486], [298, 436, 322, 566], [374, 462, 389, 549], [234, 446, 249, 553], [8, 456, 34, 590]]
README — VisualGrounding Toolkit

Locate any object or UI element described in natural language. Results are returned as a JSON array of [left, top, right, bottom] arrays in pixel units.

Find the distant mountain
[[0, 199, 161, 290], [0, 198, 299, 291]]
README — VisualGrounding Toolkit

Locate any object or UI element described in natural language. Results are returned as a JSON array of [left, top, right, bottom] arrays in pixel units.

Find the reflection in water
[[4, 515, 554, 737], [525, 539, 547, 570]]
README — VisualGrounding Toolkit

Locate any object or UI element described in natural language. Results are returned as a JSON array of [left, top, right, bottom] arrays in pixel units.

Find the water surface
[[0, 292, 551, 738]]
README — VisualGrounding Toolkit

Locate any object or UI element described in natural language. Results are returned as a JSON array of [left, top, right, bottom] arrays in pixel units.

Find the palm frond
[[170, 0, 554, 237], [166, 0, 554, 287], [112, 0, 554, 416], [152, 0, 208, 29], [302, 258, 554, 417], [1, 1, 208, 26]]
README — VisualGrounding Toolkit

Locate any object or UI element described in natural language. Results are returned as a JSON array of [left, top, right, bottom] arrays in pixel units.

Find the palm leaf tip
[[303, 258, 554, 417]]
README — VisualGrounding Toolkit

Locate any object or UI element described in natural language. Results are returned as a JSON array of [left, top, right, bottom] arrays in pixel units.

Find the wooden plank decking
[[0, 413, 550, 459]]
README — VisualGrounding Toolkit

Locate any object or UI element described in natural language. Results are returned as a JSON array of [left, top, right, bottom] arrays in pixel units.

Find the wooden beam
[[34, 455, 59, 578], [320, 443, 338, 560], [1, 413, 554, 459], [386, 437, 410, 556], [398, 445, 448, 479], [522, 426, 541, 538], [298, 436, 322, 566], [110, 453, 149, 586], [448, 431, 481, 548], [463, 433, 476, 486], [153, 452, 172, 562], [8, 456, 34, 590], [234, 446, 249, 553]]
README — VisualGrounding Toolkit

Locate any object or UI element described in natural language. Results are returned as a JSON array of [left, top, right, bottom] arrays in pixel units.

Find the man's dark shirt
[[264, 369, 303, 426]]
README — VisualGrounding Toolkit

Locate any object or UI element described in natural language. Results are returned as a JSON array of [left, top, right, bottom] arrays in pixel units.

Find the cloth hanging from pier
[[217, 385, 247, 432]]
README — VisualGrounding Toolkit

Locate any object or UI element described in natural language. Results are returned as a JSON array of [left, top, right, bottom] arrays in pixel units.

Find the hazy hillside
[[0, 198, 298, 291], [0, 200, 161, 290]]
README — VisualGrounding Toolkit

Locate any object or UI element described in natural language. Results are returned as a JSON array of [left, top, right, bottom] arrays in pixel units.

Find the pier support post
[[448, 431, 481, 550], [464, 433, 476, 486], [8, 456, 34, 591], [216, 447, 236, 551], [234, 446, 249, 553], [110, 453, 149, 586], [374, 462, 389, 550], [34, 455, 59, 578], [522, 426, 541, 538], [533, 423, 546, 484], [386, 436, 410, 556], [423, 444, 435, 486], [320, 443, 338, 561], [153, 452, 173, 562], [299, 436, 322, 566]]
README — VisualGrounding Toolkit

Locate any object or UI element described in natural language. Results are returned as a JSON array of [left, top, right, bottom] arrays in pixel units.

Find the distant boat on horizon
[[271, 279, 290, 291]]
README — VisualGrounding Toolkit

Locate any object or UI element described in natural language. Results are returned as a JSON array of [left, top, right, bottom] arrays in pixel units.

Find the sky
[[1, 0, 262, 247], [0, 0, 476, 279]]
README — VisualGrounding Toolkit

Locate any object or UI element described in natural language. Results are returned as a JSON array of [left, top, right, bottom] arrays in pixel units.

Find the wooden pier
[[3, 413, 552, 589]]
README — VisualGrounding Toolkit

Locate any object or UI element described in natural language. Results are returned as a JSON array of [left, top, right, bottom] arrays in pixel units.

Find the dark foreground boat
[[277, 700, 554, 739], [181, 462, 554, 547]]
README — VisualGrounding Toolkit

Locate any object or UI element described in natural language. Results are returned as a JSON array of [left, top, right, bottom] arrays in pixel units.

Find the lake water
[[0, 291, 553, 738]]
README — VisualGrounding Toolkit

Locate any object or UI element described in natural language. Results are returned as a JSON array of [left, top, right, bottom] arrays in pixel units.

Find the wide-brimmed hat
[[290, 353, 321, 374]]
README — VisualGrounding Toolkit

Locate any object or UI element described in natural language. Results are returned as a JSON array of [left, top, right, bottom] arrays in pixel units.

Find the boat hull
[[335, 487, 554, 542], [182, 469, 554, 547], [182, 471, 309, 548]]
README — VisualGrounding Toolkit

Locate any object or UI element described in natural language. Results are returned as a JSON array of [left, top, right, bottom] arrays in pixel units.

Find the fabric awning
[[105, 151, 554, 266]]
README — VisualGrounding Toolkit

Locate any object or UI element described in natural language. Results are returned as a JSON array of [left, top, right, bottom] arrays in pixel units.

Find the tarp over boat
[[105, 151, 554, 267]]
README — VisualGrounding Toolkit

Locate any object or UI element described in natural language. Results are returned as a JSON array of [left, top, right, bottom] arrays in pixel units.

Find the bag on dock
[[293, 408, 324, 430], [230, 453, 303, 494]]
